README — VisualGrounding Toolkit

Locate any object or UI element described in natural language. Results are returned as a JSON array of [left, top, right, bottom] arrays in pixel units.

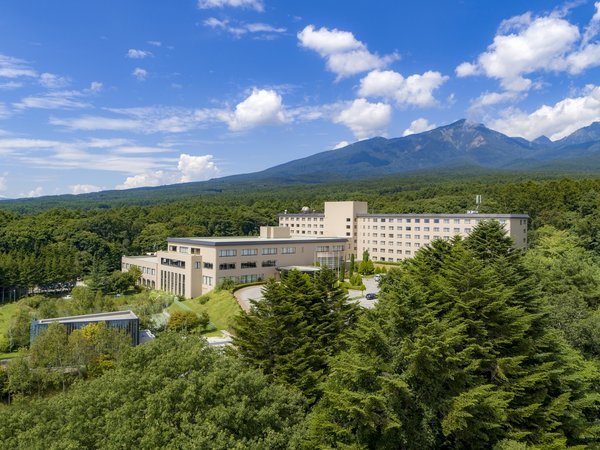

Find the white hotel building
[[122, 201, 528, 298]]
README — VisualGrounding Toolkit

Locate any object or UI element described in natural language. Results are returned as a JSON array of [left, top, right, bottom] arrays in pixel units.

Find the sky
[[0, 0, 599, 198]]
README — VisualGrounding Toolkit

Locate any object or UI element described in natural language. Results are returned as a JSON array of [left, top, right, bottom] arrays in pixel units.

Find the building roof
[[123, 255, 158, 265], [34, 310, 138, 325], [167, 236, 348, 246], [278, 213, 325, 217], [356, 213, 529, 219]]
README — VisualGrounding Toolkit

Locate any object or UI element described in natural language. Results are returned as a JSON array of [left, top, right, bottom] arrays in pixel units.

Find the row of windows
[[217, 260, 277, 270], [289, 230, 325, 235], [283, 223, 325, 228], [280, 216, 324, 222], [364, 228, 472, 238], [160, 270, 186, 296], [364, 236, 450, 245], [364, 225, 476, 231], [361, 217, 492, 224], [218, 274, 263, 284], [160, 257, 185, 269], [122, 263, 156, 276]]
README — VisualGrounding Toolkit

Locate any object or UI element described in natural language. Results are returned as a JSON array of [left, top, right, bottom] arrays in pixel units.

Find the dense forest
[[0, 172, 599, 448]]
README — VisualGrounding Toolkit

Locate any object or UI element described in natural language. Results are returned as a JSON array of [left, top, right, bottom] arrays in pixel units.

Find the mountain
[[221, 119, 600, 183]]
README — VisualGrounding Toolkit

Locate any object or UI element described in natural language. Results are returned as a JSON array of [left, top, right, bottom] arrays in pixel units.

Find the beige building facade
[[122, 201, 528, 298]]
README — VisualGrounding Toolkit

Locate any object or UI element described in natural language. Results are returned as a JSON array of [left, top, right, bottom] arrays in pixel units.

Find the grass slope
[[169, 290, 241, 337]]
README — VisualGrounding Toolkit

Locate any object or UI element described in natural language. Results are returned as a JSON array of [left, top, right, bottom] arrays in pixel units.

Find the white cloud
[[333, 140, 350, 149], [50, 115, 143, 131], [0, 102, 10, 119], [178, 154, 219, 181], [489, 85, 600, 140], [456, 8, 600, 91], [219, 88, 286, 131], [70, 184, 102, 195], [583, 1, 600, 44], [0, 54, 37, 78], [39, 72, 70, 89], [198, 0, 264, 12], [118, 153, 219, 189], [334, 98, 391, 139], [0, 81, 22, 90], [132, 67, 148, 80], [402, 118, 436, 136], [204, 17, 285, 36], [358, 69, 448, 107], [26, 187, 44, 198], [14, 90, 90, 110], [147, 40, 162, 47], [127, 49, 153, 59], [89, 81, 103, 93], [469, 91, 520, 110], [298, 25, 398, 79]]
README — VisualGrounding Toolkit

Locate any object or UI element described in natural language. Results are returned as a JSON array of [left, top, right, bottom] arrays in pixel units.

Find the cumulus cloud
[[89, 81, 103, 93], [132, 67, 148, 80], [147, 40, 162, 47], [456, 7, 600, 91], [127, 49, 152, 59], [402, 118, 436, 136], [489, 85, 600, 140], [358, 69, 448, 107], [469, 91, 521, 110], [119, 153, 219, 189], [198, 0, 264, 11], [334, 98, 391, 139], [298, 25, 398, 79], [219, 88, 286, 131], [178, 153, 219, 182], [0, 53, 37, 78], [39, 72, 70, 89], [333, 140, 350, 149], [204, 17, 285, 36], [70, 184, 102, 195], [26, 187, 44, 198]]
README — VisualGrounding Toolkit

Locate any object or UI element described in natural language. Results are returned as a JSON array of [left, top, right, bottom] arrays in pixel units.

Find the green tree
[[349, 253, 355, 277], [167, 310, 205, 332], [307, 222, 600, 449], [233, 268, 359, 400]]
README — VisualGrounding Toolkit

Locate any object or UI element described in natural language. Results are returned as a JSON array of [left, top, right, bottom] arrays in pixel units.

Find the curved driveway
[[234, 285, 265, 312]]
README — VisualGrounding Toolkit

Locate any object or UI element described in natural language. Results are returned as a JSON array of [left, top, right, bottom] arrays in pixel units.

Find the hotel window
[[381, 226, 386, 230], [397, 226, 403, 231], [332, 245, 344, 251], [465, 228, 471, 233], [443, 236, 450, 241], [465, 219, 471, 224], [169, 245, 177, 252], [443, 219, 449, 223], [454, 228, 460, 233], [443, 227, 450, 232], [434, 235, 440, 239], [219, 263, 236, 270], [262, 248, 277, 255], [381, 218, 386, 222], [380, 249, 386, 253], [406, 218, 411, 223], [434, 227, 440, 232], [381, 233, 386, 237], [405, 250, 411, 255], [389, 218, 395, 223], [373, 240, 378, 245], [203, 262, 213, 269], [454, 219, 461, 224], [415, 243, 421, 248], [202, 276, 212, 286], [373, 226, 378, 230], [406, 226, 411, 231], [434, 219, 440, 223], [415, 235, 420, 239], [373, 218, 378, 222], [262, 260, 276, 267], [397, 249, 402, 254], [424, 219, 430, 223], [194, 262, 201, 269], [346, 225, 350, 229], [397, 242, 401, 246], [191, 248, 201, 255], [346, 218, 351, 222], [424, 235, 430, 240], [218, 249, 237, 257], [389, 233, 394, 238], [179, 246, 189, 254], [281, 247, 296, 254], [406, 242, 411, 247], [316, 246, 330, 252], [241, 261, 257, 269], [388, 249, 394, 253], [405, 234, 411, 239], [424, 227, 430, 231]]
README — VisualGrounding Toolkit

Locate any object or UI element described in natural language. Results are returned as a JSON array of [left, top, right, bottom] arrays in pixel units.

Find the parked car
[[365, 293, 377, 300]]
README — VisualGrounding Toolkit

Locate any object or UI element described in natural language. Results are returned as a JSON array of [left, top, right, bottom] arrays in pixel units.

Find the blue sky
[[0, 0, 599, 198]]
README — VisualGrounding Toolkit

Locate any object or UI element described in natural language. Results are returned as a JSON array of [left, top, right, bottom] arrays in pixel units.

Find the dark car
[[365, 293, 377, 300]]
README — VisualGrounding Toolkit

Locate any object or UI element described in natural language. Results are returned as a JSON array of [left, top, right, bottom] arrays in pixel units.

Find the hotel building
[[122, 201, 528, 298]]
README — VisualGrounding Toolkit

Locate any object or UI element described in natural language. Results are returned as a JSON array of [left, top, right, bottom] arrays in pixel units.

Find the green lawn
[[168, 290, 242, 336], [0, 302, 21, 359]]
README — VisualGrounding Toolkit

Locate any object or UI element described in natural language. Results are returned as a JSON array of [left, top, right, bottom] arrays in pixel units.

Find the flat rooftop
[[123, 255, 157, 264], [35, 310, 138, 325], [356, 213, 529, 219], [167, 236, 348, 246]]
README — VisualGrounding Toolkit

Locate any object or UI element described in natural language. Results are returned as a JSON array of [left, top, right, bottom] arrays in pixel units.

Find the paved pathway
[[234, 285, 265, 312]]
